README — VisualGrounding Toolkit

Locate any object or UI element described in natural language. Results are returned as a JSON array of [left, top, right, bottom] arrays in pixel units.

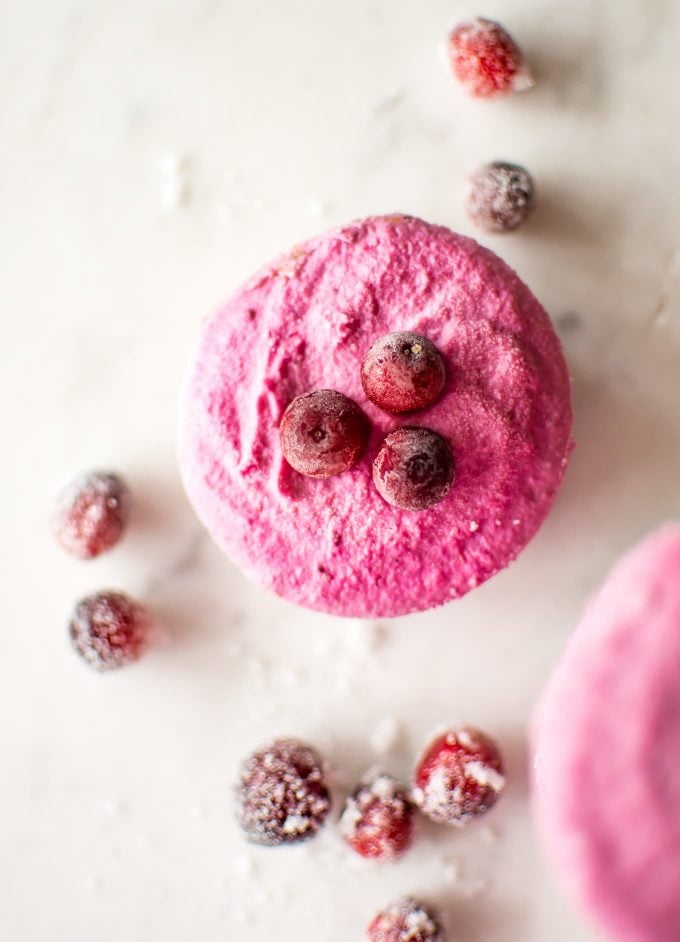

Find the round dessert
[[179, 214, 572, 617], [533, 523, 680, 942], [54, 470, 130, 559]]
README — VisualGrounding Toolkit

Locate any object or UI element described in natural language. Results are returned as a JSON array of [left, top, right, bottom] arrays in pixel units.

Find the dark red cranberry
[[361, 332, 446, 414], [373, 427, 454, 511], [368, 897, 444, 942], [413, 727, 505, 825], [340, 771, 415, 861], [69, 590, 150, 671], [54, 471, 130, 559], [467, 162, 535, 233], [279, 389, 369, 478], [235, 738, 331, 846], [447, 18, 531, 99]]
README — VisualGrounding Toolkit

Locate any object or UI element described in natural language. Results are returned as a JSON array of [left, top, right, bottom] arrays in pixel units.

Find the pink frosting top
[[533, 523, 680, 942], [179, 215, 572, 617]]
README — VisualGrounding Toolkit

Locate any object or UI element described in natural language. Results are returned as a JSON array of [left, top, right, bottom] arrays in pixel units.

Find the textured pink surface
[[533, 523, 680, 942], [178, 215, 572, 617]]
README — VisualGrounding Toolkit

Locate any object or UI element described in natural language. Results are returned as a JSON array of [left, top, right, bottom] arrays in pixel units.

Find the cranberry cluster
[[441, 17, 537, 233], [235, 727, 505, 938], [54, 470, 151, 671], [279, 331, 455, 512]]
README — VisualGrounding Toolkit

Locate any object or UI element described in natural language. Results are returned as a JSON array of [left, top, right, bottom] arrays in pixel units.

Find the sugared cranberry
[[235, 738, 331, 846], [467, 161, 535, 232], [368, 897, 444, 942], [279, 389, 369, 478], [340, 771, 415, 861], [373, 427, 454, 511], [69, 590, 150, 671], [54, 471, 130, 559], [361, 332, 446, 414], [447, 17, 531, 99], [413, 727, 505, 825]]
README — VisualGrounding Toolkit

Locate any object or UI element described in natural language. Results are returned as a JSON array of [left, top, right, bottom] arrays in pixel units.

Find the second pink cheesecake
[[533, 524, 680, 941], [179, 215, 572, 617]]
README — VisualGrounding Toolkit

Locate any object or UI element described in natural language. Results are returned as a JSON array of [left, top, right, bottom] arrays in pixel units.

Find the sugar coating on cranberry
[[373, 427, 454, 511], [361, 332, 446, 414], [54, 471, 130, 559], [69, 590, 150, 671], [368, 897, 444, 942], [340, 771, 415, 861], [467, 162, 535, 233], [279, 389, 369, 478], [413, 727, 505, 825], [235, 738, 331, 846], [447, 17, 531, 99]]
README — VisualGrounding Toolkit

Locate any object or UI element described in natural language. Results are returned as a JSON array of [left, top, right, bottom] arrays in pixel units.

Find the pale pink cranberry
[[54, 471, 130, 559]]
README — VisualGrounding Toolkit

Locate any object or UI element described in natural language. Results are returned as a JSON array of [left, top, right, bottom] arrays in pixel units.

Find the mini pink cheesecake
[[179, 215, 572, 617], [533, 524, 680, 942]]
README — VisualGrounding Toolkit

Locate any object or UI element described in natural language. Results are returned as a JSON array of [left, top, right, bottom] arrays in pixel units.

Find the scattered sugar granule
[[306, 197, 329, 218], [232, 854, 257, 878], [345, 619, 385, 658], [159, 153, 190, 210], [233, 908, 252, 926], [97, 798, 125, 818], [370, 717, 402, 756]]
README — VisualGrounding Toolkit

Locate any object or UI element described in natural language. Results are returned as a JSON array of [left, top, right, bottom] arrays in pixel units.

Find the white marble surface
[[2, 1, 680, 939]]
